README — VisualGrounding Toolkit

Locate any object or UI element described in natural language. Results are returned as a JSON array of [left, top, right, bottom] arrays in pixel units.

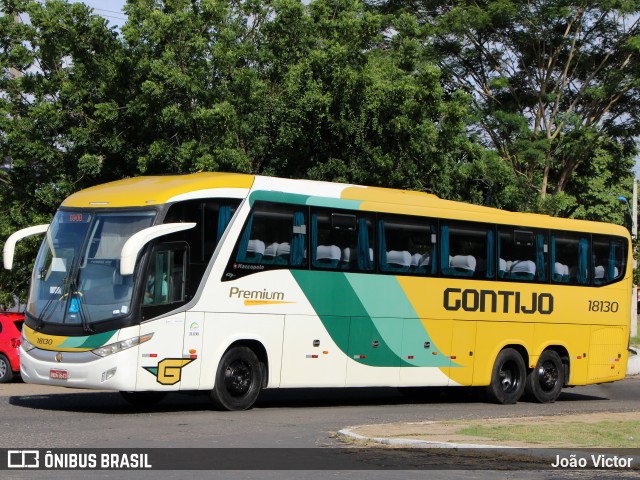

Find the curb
[[337, 428, 514, 449]]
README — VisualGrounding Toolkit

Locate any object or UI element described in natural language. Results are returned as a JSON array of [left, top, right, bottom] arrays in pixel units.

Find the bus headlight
[[91, 333, 154, 357], [21, 332, 35, 352]]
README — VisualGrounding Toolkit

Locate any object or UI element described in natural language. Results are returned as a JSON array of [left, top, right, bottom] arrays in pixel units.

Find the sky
[[72, 0, 128, 26]]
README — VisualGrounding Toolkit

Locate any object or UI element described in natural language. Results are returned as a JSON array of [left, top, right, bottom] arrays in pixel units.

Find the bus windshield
[[28, 210, 156, 327]]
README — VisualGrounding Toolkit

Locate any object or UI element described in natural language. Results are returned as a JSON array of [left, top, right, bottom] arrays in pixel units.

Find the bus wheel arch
[[210, 340, 268, 411], [485, 346, 527, 405], [525, 347, 567, 403]]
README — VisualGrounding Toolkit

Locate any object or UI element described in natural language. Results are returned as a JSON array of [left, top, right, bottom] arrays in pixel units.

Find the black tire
[[525, 350, 564, 403], [485, 348, 526, 404], [0, 354, 14, 383], [210, 346, 263, 411], [119, 391, 167, 406]]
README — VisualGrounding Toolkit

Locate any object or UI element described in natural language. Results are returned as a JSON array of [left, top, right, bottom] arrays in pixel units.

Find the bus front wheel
[[210, 346, 263, 411], [485, 348, 526, 404], [525, 350, 564, 403]]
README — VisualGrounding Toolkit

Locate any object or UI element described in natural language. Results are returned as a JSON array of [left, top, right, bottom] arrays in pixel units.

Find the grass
[[457, 421, 640, 448]]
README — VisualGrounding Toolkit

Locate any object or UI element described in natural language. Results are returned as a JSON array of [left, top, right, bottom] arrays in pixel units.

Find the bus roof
[[62, 172, 255, 208], [61, 172, 629, 237]]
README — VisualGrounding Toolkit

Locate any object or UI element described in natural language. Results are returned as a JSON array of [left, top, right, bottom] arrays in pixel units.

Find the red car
[[0, 312, 24, 383]]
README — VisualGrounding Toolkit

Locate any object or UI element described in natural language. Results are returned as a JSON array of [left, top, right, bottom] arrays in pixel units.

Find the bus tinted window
[[593, 235, 626, 285], [164, 199, 240, 263], [378, 215, 436, 275], [499, 227, 548, 282], [165, 199, 241, 296], [551, 233, 590, 285], [441, 222, 493, 279], [311, 209, 374, 272], [233, 201, 308, 269]]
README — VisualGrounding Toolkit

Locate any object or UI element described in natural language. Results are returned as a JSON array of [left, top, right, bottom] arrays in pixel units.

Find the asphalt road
[[1, 378, 639, 479]]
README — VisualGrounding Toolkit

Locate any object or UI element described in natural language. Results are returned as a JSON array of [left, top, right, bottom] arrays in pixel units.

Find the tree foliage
[[0, 0, 125, 308], [0, 0, 638, 308], [372, 0, 640, 216], [0, 0, 481, 307]]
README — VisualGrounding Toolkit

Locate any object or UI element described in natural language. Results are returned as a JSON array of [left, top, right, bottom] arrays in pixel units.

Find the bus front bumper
[[19, 346, 138, 391]]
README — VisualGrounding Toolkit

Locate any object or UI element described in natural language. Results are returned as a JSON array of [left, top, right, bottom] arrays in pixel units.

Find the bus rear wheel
[[210, 346, 263, 411], [485, 348, 526, 404], [525, 350, 564, 403]]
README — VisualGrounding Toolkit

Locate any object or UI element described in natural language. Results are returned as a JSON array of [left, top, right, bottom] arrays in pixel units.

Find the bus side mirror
[[3, 224, 49, 270], [120, 223, 196, 276]]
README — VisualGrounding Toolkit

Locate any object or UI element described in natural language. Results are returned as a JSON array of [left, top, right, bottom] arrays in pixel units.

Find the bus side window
[[593, 236, 626, 285], [144, 243, 188, 306], [499, 227, 547, 282], [231, 201, 308, 272], [311, 209, 374, 272], [441, 222, 493, 279], [164, 199, 241, 297], [378, 215, 435, 275], [550, 233, 589, 285]]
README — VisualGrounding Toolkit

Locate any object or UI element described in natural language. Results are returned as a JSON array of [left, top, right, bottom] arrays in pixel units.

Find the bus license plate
[[50, 369, 68, 380]]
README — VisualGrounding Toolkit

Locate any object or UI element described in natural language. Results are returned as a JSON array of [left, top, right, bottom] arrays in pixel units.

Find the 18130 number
[[588, 300, 619, 313]]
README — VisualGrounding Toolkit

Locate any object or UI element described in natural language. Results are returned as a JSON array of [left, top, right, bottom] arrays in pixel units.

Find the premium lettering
[[229, 287, 285, 301], [443, 288, 554, 315]]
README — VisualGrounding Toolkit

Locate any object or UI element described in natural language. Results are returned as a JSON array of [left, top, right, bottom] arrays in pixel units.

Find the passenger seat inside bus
[[419, 254, 432, 273], [498, 258, 507, 278], [509, 260, 536, 281], [315, 245, 341, 269], [449, 254, 476, 277], [245, 239, 265, 263], [594, 264, 618, 284], [594, 265, 605, 284], [553, 262, 569, 282], [261, 242, 279, 264], [382, 250, 411, 273], [276, 242, 290, 265]]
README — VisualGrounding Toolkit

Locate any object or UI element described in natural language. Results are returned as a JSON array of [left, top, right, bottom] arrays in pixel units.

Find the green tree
[[122, 0, 482, 194], [0, 0, 486, 307], [119, 0, 268, 174], [0, 0, 125, 308], [257, 0, 483, 197], [371, 0, 640, 217]]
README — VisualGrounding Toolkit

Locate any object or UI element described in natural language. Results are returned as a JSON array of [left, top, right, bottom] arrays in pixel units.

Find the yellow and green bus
[[3, 172, 632, 409]]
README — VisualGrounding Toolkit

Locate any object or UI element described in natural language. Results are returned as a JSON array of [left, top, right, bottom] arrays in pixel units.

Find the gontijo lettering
[[229, 287, 285, 301], [444, 288, 554, 315]]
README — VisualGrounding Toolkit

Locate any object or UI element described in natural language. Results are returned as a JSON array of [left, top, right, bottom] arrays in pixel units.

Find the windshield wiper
[[69, 277, 95, 333], [36, 257, 75, 329]]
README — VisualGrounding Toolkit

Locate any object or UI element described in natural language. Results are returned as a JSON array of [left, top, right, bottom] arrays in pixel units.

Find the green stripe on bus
[[345, 274, 452, 367], [249, 191, 362, 210], [60, 330, 117, 349], [291, 271, 450, 367]]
